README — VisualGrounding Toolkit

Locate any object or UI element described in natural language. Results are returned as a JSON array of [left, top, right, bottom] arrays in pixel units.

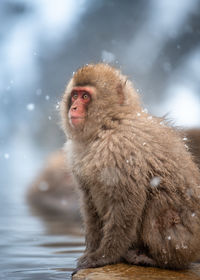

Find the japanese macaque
[[27, 150, 81, 234], [60, 63, 200, 272]]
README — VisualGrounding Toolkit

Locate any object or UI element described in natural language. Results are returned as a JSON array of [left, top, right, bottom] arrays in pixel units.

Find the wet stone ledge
[[72, 263, 200, 280]]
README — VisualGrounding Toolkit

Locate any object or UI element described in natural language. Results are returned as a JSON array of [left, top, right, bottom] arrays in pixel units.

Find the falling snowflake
[[142, 108, 148, 113], [150, 177, 161, 187], [26, 103, 35, 111], [184, 144, 189, 150], [101, 50, 115, 63], [56, 102, 60, 110], [4, 153, 10, 159]]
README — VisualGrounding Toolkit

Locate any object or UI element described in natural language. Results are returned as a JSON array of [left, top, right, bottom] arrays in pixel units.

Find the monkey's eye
[[82, 92, 90, 100], [72, 92, 78, 99]]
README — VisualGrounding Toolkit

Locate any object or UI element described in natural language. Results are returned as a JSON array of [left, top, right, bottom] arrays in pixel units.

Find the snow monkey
[[60, 63, 200, 272]]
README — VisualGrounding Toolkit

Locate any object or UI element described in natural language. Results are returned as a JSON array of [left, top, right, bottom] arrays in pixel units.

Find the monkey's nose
[[71, 106, 77, 111]]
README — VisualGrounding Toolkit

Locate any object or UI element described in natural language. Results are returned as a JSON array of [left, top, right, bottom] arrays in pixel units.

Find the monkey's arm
[[79, 186, 146, 269], [82, 190, 103, 251], [77, 190, 103, 267]]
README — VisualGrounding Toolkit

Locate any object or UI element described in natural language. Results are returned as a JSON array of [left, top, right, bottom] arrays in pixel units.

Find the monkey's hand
[[71, 254, 89, 276], [76, 250, 121, 270], [72, 252, 93, 275], [77, 252, 89, 267]]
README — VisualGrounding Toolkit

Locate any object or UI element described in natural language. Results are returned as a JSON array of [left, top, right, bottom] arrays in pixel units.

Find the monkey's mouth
[[69, 117, 85, 127]]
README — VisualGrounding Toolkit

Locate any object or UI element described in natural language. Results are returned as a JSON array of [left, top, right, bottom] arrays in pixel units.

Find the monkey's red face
[[68, 87, 92, 128]]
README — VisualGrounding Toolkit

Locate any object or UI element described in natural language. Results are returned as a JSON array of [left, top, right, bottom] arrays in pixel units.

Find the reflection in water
[[0, 198, 84, 280], [0, 147, 85, 279]]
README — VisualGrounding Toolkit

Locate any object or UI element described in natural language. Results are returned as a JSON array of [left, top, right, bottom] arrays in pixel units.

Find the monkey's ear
[[116, 83, 125, 105]]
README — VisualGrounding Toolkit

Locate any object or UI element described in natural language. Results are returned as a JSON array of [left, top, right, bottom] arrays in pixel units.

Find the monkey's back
[[86, 114, 199, 185]]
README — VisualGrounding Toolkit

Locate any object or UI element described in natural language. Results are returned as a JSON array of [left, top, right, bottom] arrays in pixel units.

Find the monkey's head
[[61, 63, 140, 140]]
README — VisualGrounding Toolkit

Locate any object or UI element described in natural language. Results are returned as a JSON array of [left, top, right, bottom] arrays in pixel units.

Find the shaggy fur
[[186, 129, 200, 169], [60, 63, 200, 271]]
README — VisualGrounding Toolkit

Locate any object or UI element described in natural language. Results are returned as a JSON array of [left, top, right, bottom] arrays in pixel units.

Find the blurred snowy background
[[0, 0, 200, 204], [0, 1, 200, 278]]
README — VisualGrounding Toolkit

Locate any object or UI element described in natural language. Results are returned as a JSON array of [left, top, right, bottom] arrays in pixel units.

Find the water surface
[[0, 190, 84, 280]]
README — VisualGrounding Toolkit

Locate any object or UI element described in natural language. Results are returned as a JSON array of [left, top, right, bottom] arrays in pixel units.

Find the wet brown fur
[[186, 129, 200, 169], [60, 63, 200, 271]]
